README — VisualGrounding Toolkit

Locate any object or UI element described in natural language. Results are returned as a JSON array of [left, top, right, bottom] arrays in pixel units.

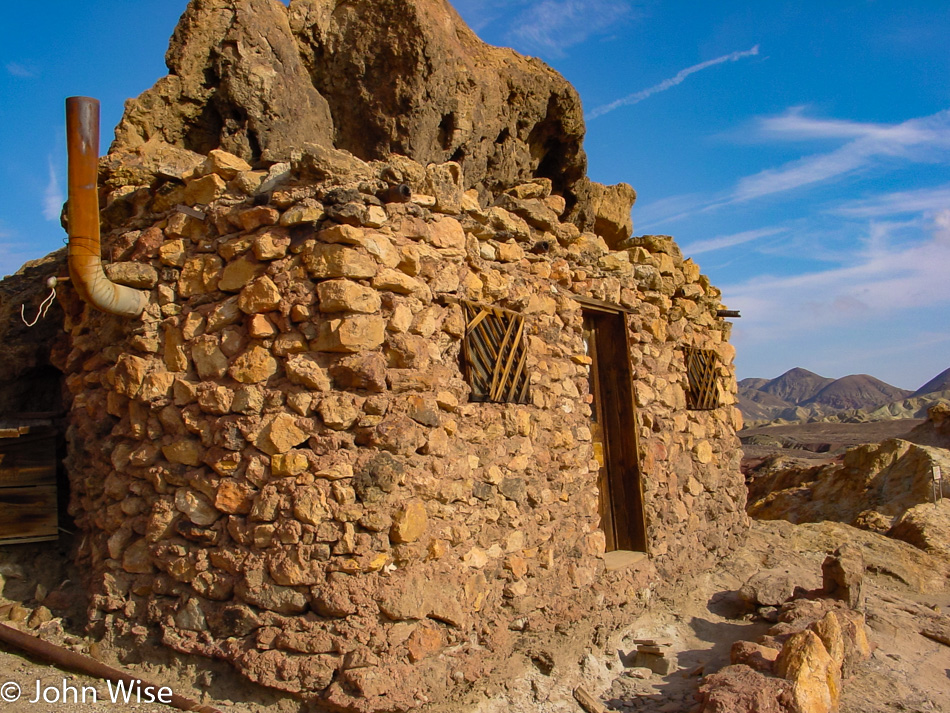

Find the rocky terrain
[[2, 517, 949, 713], [2, 1, 948, 712], [739, 418, 927, 477], [3, 407, 949, 712], [738, 366, 950, 426]]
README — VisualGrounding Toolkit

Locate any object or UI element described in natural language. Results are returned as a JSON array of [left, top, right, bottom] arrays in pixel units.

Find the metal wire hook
[[20, 276, 61, 327]]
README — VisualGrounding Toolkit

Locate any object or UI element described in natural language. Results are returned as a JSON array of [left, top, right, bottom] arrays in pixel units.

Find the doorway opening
[[583, 309, 647, 554]]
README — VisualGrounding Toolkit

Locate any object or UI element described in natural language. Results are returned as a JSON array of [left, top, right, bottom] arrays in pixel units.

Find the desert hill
[[801, 373, 912, 411], [739, 366, 948, 426], [914, 366, 950, 397], [753, 366, 834, 404]]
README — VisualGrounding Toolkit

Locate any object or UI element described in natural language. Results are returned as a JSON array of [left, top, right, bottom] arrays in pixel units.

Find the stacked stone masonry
[[58, 146, 747, 711]]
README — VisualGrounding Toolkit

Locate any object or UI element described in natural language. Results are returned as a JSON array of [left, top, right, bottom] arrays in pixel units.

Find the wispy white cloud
[[641, 109, 950, 228], [42, 157, 64, 222], [5, 62, 36, 78], [507, 0, 635, 55], [756, 106, 937, 143], [679, 227, 786, 255], [588, 45, 760, 120], [834, 184, 950, 218], [722, 212, 950, 340], [451, 0, 534, 33], [635, 191, 715, 229], [731, 108, 950, 202]]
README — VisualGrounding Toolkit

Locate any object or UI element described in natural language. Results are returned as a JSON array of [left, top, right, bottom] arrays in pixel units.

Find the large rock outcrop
[[748, 437, 950, 528], [110, 0, 619, 232], [747, 404, 950, 560], [114, 0, 335, 163]]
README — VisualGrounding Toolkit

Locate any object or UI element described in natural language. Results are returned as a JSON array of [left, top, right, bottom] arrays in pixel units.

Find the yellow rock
[[272, 451, 309, 476], [238, 275, 282, 313], [163, 439, 202, 466], [159, 239, 186, 267], [811, 611, 846, 669], [313, 315, 386, 352], [202, 149, 251, 179], [317, 278, 381, 313], [229, 345, 278, 384], [184, 173, 226, 205], [390, 500, 428, 543], [219, 254, 265, 292], [776, 629, 840, 713], [694, 441, 714, 465], [258, 413, 309, 455], [178, 255, 223, 297]]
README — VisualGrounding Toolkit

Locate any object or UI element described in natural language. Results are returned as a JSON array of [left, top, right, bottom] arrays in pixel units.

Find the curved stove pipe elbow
[[66, 96, 148, 318]]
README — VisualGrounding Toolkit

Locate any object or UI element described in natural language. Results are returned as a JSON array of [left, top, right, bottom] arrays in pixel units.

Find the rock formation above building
[[110, 0, 618, 234]]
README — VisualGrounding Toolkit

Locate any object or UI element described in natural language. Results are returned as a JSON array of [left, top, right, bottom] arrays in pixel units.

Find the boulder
[[109, 0, 597, 224], [888, 500, 950, 558], [821, 544, 865, 610], [697, 665, 794, 713], [739, 565, 820, 608], [112, 0, 334, 162], [775, 630, 840, 713], [748, 438, 950, 530]]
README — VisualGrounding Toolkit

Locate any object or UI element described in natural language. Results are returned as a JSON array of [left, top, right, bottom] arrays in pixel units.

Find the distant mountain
[[737, 391, 791, 422], [738, 377, 771, 391], [757, 368, 835, 405], [801, 374, 912, 411], [737, 367, 945, 426], [913, 367, 950, 397]]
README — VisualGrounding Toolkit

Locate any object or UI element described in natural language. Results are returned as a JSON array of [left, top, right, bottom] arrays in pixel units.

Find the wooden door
[[583, 311, 647, 553], [0, 428, 59, 544]]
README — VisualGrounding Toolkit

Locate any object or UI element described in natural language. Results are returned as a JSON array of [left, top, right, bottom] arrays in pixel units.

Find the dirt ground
[[595, 519, 950, 713], [739, 419, 926, 472], [2, 517, 948, 713]]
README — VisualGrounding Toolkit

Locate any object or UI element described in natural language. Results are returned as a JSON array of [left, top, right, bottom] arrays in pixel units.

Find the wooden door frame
[[581, 302, 648, 554]]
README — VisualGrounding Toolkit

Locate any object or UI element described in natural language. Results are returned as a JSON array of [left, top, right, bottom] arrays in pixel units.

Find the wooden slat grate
[[684, 347, 721, 410], [461, 300, 530, 404]]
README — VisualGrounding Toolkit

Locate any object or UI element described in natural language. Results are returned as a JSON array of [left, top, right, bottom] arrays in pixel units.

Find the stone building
[[0, 0, 747, 710]]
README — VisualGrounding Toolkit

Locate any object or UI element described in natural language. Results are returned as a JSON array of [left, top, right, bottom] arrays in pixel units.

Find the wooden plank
[[506, 344, 530, 403], [593, 311, 647, 553], [584, 316, 616, 551], [491, 317, 523, 401], [444, 294, 524, 319], [0, 485, 59, 543], [583, 310, 647, 553], [0, 433, 57, 488], [572, 687, 608, 713], [570, 294, 634, 314]]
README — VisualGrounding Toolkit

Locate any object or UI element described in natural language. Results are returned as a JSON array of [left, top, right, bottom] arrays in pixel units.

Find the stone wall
[[57, 145, 747, 711]]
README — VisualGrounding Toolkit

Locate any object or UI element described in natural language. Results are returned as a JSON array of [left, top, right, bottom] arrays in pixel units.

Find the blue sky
[[2, 1, 949, 389]]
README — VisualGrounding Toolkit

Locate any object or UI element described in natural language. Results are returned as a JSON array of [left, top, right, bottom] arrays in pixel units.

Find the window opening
[[461, 300, 530, 404], [684, 347, 721, 410]]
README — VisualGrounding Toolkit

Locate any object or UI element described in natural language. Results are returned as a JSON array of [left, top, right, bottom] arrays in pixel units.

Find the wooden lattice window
[[684, 347, 721, 410], [461, 300, 530, 404]]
